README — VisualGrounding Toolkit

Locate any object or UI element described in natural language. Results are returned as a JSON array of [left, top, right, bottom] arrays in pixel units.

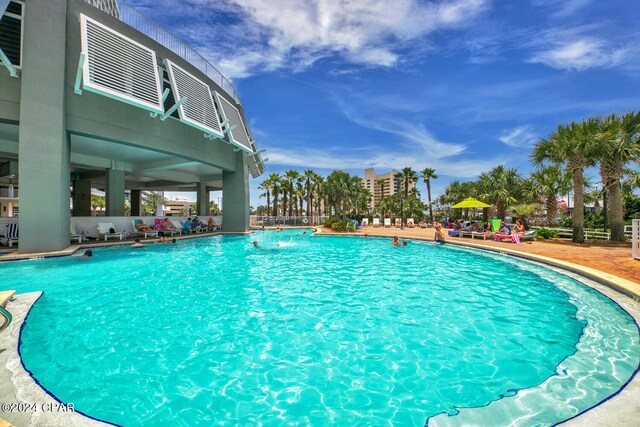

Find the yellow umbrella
[[451, 198, 492, 209]]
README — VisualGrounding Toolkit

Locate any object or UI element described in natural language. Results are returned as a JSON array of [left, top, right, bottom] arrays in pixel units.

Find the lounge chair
[[459, 230, 489, 240], [171, 219, 192, 234], [372, 218, 381, 227], [407, 218, 415, 228], [448, 229, 461, 237], [361, 218, 369, 229], [520, 230, 537, 241], [394, 218, 402, 227], [97, 223, 124, 241], [2, 223, 18, 247], [384, 218, 391, 228], [70, 223, 84, 243], [131, 219, 159, 238], [495, 233, 520, 244]]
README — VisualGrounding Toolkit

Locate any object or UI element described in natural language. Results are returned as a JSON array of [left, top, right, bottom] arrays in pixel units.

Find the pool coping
[[1, 231, 638, 426]]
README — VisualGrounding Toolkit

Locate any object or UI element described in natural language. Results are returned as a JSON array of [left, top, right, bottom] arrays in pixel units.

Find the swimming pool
[[7, 230, 639, 426]]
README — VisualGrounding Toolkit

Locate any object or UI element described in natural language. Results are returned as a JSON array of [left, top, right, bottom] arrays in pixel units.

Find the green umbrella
[[451, 197, 492, 209]]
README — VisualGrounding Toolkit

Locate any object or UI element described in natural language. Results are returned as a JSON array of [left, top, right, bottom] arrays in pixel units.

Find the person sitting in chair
[[135, 220, 153, 232], [162, 218, 176, 232], [513, 220, 526, 235], [499, 220, 511, 235]]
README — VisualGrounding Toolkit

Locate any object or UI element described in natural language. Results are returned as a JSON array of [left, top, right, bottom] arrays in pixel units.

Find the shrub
[[536, 228, 558, 240]]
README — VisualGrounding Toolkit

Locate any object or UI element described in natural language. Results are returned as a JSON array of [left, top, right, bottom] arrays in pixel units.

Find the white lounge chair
[[372, 218, 381, 227], [394, 218, 402, 227], [2, 223, 18, 247], [70, 223, 84, 243], [131, 219, 159, 238], [171, 219, 192, 234], [384, 218, 391, 228], [407, 218, 415, 228], [97, 223, 124, 241]]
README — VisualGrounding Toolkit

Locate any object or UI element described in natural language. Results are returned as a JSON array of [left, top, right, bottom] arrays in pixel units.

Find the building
[[0, 0, 265, 252], [361, 167, 414, 209], [163, 198, 194, 217]]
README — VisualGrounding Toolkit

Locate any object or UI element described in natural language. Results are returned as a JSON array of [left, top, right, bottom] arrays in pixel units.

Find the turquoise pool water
[[7, 230, 639, 426]]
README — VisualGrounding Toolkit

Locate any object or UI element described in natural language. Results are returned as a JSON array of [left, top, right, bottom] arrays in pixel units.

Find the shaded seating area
[[97, 223, 124, 241], [1, 224, 19, 247]]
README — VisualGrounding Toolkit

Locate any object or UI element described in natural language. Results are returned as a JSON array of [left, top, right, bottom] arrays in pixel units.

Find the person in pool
[[391, 236, 402, 246], [80, 249, 93, 259], [253, 241, 259, 248], [132, 238, 146, 248], [434, 225, 445, 244]]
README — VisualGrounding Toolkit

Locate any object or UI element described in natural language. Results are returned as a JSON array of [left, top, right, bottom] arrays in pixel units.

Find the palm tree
[[91, 195, 105, 216], [597, 112, 640, 242], [142, 191, 167, 216], [532, 118, 600, 243], [284, 170, 300, 217], [209, 200, 222, 215], [375, 178, 386, 208], [622, 167, 640, 194], [267, 173, 281, 217], [303, 169, 315, 217], [258, 179, 273, 217], [477, 165, 523, 220], [421, 168, 438, 222], [528, 165, 572, 227], [397, 167, 418, 199]]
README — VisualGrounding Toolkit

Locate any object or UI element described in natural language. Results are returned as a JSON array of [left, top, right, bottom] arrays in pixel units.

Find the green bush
[[536, 228, 558, 240]]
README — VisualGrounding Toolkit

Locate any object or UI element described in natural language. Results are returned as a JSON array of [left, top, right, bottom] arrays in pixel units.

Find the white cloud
[[529, 38, 628, 71], [499, 126, 538, 147], [184, 0, 489, 78]]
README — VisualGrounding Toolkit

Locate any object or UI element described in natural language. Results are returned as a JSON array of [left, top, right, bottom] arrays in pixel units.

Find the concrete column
[[72, 180, 92, 216], [130, 189, 141, 216], [17, 0, 70, 253], [222, 152, 249, 232], [196, 183, 209, 216], [105, 169, 125, 216]]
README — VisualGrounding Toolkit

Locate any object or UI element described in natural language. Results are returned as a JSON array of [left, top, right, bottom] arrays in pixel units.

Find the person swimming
[[253, 241, 259, 248], [80, 249, 93, 259], [131, 238, 146, 248], [392, 236, 402, 246]]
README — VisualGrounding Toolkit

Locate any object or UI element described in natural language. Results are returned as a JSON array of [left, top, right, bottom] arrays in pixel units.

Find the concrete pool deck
[[0, 227, 638, 426]]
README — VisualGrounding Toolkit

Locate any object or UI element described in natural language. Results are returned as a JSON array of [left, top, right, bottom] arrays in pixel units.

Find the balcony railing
[[82, 0, 240, 103]]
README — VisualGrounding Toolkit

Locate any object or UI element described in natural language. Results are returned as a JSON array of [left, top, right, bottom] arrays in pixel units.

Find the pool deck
[[0, 226, 638, 426]]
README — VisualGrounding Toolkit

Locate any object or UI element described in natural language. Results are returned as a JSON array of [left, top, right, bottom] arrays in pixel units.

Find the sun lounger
[[384, 218, 392, 228], [70, 223, 84, 243], [407, 218, 415, 228], [520, 230, 537, 241], [495, 233, 520, 244], [361, 218, 369, 229], [419, 221, 427, 228], [372, 218, 381, 227], [97, 222, 124, 241], [459, 230, 489, 240], [131, 219, 159, 238], [448, 229, 460, 237], [394, 218, 402, 227], [2, 223, 18, 247], [171, 220, 192, 234]]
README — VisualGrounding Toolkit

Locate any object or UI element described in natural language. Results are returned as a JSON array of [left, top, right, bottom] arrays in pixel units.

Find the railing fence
[[531, 226, 634, 241], [633, 219, 639, 260], [250, 216, 329, 227]]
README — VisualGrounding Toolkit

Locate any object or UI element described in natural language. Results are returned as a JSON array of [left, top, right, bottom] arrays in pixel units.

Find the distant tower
[[87, 0, 121, 19]]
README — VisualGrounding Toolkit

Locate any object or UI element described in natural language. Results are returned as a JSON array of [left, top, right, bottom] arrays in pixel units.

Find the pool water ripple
[[5, 230, 638, 426]]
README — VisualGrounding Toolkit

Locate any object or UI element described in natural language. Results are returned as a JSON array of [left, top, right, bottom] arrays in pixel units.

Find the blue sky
[[129, 0, 640, 208]]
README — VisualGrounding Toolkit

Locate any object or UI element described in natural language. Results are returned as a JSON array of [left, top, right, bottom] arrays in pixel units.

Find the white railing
[[82, 0, 239, 103], [633, 219, 639, 259], [531, 225, 634, 241], [250, 215, 329, 227]]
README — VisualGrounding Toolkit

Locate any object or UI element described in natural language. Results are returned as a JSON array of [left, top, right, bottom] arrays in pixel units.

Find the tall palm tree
[[303, 169, 315, 217], [397, 167, 418, 199], [477, 165, 523, 220], [421, 167, 438, 222], [267, 173, 281, 217], [532, 118, 601, 243], [528, 165, 572, 227], [284, 170, 300, 217], [258, 179, 273, 216], [597, 112, 640, 242]]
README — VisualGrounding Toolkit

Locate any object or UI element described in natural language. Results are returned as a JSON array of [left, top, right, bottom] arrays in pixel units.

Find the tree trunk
[[607, 180, 625, 242], [427, 181, 433, 222], [266, 193, 271, 217], [572, 167, 585, 243], [545, 193, 557, 227]]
